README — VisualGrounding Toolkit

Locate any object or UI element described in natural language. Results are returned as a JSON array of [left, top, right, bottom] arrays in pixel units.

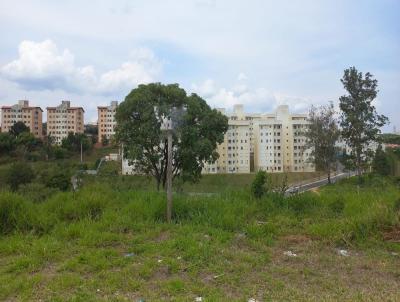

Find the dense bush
[[328, 198, 345, 216], [19, 183, 58, 203], [53, 146, 69, 159], [5, 162, 35, 191], [251, 170, 269, 199], [37, 165, 72, 191]]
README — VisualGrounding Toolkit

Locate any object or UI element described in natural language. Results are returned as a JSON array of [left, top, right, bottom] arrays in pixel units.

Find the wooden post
[[166, 131, 173, 223]]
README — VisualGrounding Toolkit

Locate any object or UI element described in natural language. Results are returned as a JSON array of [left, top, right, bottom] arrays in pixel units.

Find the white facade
[[253, 105, 313, 173], [203, 105, 251, 174], [203, 104, 315, 174]]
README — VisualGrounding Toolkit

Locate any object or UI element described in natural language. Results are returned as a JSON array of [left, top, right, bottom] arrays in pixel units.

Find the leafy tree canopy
[[306, 102, 340, 183], [61, 133, 93, 153], [380, 133, 400, 145], [339, 67, 388, 178], [5, 162, 35, 191], [16, 132, 41, 150], [0, 133, 16, 155], [116, 83, 228, 189], [9, 121, 30, 137]]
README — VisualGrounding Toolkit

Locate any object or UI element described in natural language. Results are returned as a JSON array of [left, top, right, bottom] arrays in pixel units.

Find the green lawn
[[0, 175, 399, 301]]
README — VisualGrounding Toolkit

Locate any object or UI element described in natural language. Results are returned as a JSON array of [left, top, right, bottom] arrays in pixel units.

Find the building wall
[[204, 104, 315, 174], [203, 105, 251, 174], [47, 101, 84, 144], [0, 100, 43, 138], [98, 101, 118, 143]]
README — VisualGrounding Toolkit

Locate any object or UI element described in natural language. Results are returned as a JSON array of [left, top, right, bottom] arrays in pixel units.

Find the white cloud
[[192, 78, 315, 114], [191, 79, 217, 98], [237, 72, 247, 81], [1, 40, 162, 95]]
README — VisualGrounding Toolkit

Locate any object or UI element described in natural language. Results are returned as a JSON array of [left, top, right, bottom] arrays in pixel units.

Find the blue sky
[[0, 0, 399, 131]]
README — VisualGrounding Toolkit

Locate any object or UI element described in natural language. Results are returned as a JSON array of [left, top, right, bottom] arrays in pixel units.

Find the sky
[[0, 0, 399, 131]]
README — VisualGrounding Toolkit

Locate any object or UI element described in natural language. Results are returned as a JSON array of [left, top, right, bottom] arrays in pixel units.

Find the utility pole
[[166, 130, 173, 223], [80, 140, 83, 163], [155, 105, 186, 223]]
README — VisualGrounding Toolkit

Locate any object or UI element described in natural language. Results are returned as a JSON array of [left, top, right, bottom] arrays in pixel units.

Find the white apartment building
[[253, 105, 314, 173], [204, 104, 314, 174], [46, 101, 84, 144], [98, 101, 118, 144], [203, 105, 251, 173]]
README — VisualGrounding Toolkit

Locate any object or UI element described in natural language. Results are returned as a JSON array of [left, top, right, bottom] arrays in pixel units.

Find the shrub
[[46, 171, 71, 191], [251, 170, 269, 199], [19, 183, 58, 203], [98, 161, 120, 176], [39, 166, 72, 191], [287, 193, 321, 214], [77, 163, 88, 170], [5, 162, 35, 191], [25, 151, 42, 161], [328, 198, 345, 216], [0, 192, 35, 234], [53, 146, 68, 159]]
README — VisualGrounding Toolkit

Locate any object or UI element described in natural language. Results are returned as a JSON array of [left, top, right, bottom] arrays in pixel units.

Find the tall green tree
[[116, 83, 228, 190], [305, 103, 340, 183], [14, 132, 41, 158], [42, 135, 55, 160], [9, 121, 29, 137], [61, 133, 92, 153], [339, 67, 388, 180]]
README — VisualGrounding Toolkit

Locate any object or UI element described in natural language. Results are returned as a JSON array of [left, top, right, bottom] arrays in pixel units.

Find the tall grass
[[0, 176, 399, 247]]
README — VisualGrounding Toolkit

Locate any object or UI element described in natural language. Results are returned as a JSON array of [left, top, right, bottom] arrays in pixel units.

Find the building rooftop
[[46, 106, 85, 112], [1, 105, 43, 111]]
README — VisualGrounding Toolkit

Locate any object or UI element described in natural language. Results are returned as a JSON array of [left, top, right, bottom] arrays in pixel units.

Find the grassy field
[[94, 162, 322, 193], [1, 175, 399, 301]]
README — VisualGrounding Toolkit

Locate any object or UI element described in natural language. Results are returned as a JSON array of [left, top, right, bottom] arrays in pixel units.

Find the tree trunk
[[357, 153, 362, 183]]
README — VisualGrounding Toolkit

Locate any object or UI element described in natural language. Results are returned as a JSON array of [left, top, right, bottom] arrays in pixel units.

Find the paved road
[[286, 171, 355, 195]]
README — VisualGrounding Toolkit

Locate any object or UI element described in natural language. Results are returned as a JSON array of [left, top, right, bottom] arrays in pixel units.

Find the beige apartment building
[[253, 105, 314, 173], [46, 101, 84, 144], [203, 104, 314, 174], [203, 105, 251, 173], [98, 101, 118, 144], [0, 100, 43, 138]]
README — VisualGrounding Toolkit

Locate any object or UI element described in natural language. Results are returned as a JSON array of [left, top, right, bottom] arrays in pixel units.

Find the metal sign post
[[166, 130, 173, 223], [155, 106, 186, 223]]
